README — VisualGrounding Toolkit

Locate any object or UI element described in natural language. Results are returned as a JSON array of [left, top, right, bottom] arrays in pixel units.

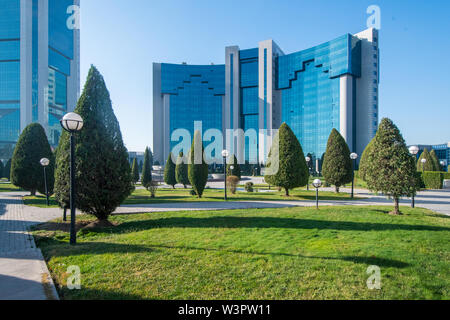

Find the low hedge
[[443, 172, 450, 180], [421, 171, 443, 189]]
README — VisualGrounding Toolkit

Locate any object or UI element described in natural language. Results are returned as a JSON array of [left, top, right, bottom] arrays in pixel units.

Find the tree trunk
[[335, 186, 340, 193], [30, 189, 36, 196], [391, 197, 402, 215], [285, 188, 289, 196]]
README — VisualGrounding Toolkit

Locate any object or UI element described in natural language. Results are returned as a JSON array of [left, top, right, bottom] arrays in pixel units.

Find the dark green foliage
[[4, 159, 11, 180], [164, 153, 177, 188], [429, 149, 441, 171], [226, 155, 241, 179], [359, 137, 375, 182], [264, 123, 309, 196], [131, 158, 139, 183], [54, 66, 134, 221], [417, 149, 434, 172], [0, 160, 3, 178], [141, 147, 152, 189], [188, 130, 208, 198], [361, 118, 417, 215], [322, 129, 353, 193], [421, 171, 443, 189], [11, 123, 54, 196], [444, 172, 450, 180], [245, 182, 254, 192], [175, 152, 189, 188]]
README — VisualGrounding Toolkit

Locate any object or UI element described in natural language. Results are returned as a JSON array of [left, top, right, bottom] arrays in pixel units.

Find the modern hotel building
[[153, 28, 379, 164], [0, 0, 80, 160]]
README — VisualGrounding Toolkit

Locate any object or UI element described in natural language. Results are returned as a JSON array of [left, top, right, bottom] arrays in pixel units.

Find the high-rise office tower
[[0, 0, 80, 160], [153, 28, 379, 164]]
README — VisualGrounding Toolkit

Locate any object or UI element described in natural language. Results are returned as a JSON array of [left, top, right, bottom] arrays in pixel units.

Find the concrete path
[[0, 193, 59, 300]]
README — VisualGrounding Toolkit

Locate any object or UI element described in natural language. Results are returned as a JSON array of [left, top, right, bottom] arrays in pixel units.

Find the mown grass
[[23, 186, 358, 208], [0, 182, 22, 192], [32, 206, 450, 300]]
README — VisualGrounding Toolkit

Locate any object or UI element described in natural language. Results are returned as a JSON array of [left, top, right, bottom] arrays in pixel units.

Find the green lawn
[[0, 182, 22, 192], [23, 187, 358, 208], [32, 206, 450, 300]]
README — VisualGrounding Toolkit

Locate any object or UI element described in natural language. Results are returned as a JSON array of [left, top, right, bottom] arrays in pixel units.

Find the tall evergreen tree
[[164, 153, 177, 188], [429, 149, 441, 171], [0, 160, 3, 179], [175, 151, 189, 188], [264, 123, 309, 196], [131, 157, 140, 183], [322, 129, 353, 193], [54, 66, 134, 222], [359, 137, 375, 182], [4, 159, 11, 181], [362, 118, 417, 215], [141, 147, 152, 189], [188, 130, 208, 198], [226, 155, 241, 179], [11, 123, 54, 196], [417, 148, 434, 172]]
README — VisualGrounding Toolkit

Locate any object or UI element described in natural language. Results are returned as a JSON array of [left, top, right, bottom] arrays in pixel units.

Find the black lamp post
[[60, 112, 84, 245], [409, 146, 419, 208], [40, 158, 50, 206], [312, 179, 322, 209], [221, 149, 229, 201], [350, 152, 358, 199], [305, 156, 311, 191]]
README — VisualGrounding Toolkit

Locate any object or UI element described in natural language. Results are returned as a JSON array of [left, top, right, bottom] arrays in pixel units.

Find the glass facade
[[0, 0, 77, 159], [155, 30, 375, 164], [161, 63, 225, 154], [48, 0, 74, 147], [0, 0, 20, 159], [239, 48, 259, 162], [278, 34, 361, 157]]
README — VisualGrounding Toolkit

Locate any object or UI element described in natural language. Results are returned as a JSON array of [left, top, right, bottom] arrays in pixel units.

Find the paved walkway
[[1, 187, 449, 300], [0, 193, 59, 300]]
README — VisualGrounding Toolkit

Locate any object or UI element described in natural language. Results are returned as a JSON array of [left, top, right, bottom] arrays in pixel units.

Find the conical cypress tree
[[131, 158, 140, 183], [429, 149, 440, 171], [0, 160, 3, 179], [322, 129, 353, 193], [362, 118, 417, 215], [54, 66, 134, 222], [4, 159, 11, 181], [164, 153, 177, 188], [11, 123, 54, 196], [264, 123, 309, 196], [359, 137, 375, 182], [226, 155, 241, 179], [417, 148, 434, 172], [141, 147, 152, 189], [188, 130, 208, 198], [175, 151, 189, 188]]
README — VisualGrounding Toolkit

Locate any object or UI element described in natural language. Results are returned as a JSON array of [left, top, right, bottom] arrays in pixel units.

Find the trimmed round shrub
[[245, 182, 254, 192]]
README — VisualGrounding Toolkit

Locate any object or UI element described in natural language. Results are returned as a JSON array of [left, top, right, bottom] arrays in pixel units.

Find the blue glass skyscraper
[[0, 0, 80, 161], [153, 29, 379, 164]]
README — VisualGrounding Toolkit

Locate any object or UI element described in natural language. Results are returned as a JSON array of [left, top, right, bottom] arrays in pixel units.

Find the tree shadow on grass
[[36, 238, 409, 269], [109, 216, 450, 234]]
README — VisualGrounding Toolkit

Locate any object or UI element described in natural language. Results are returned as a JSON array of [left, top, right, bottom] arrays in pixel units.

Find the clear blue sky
[[80, 0, 450, 152]]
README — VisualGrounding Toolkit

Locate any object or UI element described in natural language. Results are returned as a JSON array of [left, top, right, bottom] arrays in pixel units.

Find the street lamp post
[[421, 158, 427, 174], [305, 156, 311, 191], [221, 150, 229, 201], [60, 112, 84, 245], [312, 179, 322, 209], [350, 153, 358, 199], [40, 158, 50, 206], [440, 160, 445, 171], [409, 146, 419, 208]]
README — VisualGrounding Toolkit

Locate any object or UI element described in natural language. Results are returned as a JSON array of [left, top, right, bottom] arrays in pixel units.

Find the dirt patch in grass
[[34, 221, 92, 233], [84, 219, 117, 229]]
